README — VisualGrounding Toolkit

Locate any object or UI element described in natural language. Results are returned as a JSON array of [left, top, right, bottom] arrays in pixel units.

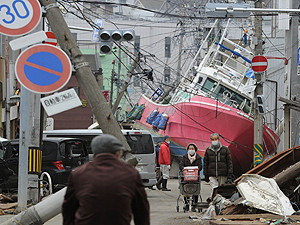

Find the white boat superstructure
[[170, 19, 257, 115]]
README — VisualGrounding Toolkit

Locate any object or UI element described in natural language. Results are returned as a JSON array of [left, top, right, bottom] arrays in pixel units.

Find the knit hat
[[91, 134, 125, 155], [163, 135, 170, 141]]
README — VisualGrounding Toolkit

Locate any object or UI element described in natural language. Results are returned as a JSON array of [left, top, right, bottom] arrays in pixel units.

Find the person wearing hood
[[157, 135, 171, 191], [179, 143, 202, 212], [203, 133, 233, 191]]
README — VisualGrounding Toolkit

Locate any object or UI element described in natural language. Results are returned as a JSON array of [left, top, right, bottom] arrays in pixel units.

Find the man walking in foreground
[[62, 134, 150, 225]]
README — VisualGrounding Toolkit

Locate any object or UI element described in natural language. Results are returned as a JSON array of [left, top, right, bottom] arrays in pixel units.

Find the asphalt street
[[0, 179, 212, 224]]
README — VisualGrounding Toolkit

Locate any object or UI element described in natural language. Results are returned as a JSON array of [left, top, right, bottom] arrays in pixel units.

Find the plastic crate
[[183, 166, 199, 181]]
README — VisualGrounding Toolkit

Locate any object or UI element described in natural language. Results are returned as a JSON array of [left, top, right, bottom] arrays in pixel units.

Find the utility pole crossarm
[[279, 97, 300, 111]]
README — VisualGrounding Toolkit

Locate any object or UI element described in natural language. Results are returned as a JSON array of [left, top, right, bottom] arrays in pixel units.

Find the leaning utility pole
[[38, 0, 136, 165], [112, 54, 140, 114], [253, 0, 264, 167]]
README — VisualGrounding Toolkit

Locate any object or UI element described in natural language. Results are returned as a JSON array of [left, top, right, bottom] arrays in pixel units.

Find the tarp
[[237, 174, 295, 216]]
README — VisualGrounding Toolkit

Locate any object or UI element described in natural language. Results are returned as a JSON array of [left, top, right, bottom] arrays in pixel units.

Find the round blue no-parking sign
[[15, 44, 72, 94]]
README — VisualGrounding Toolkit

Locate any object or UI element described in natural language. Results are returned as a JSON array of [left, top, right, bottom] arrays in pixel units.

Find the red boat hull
[[135, 95, 280, 176]]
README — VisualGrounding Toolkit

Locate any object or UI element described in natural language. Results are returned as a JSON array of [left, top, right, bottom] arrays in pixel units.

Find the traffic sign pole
[[17, 86, 30, 212]]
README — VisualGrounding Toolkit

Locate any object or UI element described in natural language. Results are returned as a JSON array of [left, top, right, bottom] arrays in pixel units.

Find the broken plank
[[0, 203, 18, 210], [215, 214, 300, 221], [210, 221, 265, 225]]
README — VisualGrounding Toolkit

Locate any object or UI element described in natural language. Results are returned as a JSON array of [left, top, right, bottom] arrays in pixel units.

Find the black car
[[0, 137, 89, 192]]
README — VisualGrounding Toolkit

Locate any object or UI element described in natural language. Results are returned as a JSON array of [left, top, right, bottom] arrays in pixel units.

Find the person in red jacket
[[157, 135, 171, 191]]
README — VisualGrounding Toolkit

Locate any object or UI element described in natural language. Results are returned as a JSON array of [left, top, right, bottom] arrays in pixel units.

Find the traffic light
[[99, 30, 135, 54], [256, 95, 266, 114]]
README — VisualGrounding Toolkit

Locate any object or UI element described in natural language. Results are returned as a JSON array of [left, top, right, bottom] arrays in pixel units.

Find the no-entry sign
[[15, 44, 72, 94], [251, 55, 268, 73], [44, 31, 58, 46], [0, 0, 42, 36]]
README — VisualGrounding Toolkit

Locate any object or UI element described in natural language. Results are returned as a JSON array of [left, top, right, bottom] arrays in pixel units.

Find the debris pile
[[195, 146, 300, 225]]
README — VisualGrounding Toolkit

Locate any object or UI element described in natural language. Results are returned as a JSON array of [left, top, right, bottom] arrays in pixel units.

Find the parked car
[[0, 137, 89, 192], [43, 129, 157, 187]]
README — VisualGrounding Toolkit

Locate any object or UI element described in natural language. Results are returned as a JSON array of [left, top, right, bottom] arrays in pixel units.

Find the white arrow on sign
[[40, 88, 82, 116], [9, 31, 47, 50]]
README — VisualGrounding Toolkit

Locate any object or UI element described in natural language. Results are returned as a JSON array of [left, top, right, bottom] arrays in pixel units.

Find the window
[[165, 37, 171, 58], [164, 67, 171, 83], [201, 78, 251, 112], [125, 134, 154, 154], [134, 36, 140, 55]]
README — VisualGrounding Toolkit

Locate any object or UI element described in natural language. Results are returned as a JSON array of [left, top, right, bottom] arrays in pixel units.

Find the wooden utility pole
[[110, 66, 115, 108], [253, 0, 264, 167], [176, 21, 184, 83], [285, 0, 300, 149], [39, 0, 137, 166]]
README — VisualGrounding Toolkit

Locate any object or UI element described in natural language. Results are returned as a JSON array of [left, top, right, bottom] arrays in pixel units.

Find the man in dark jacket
[[203, 133, 233, 191], [62, 134, 150, 225]]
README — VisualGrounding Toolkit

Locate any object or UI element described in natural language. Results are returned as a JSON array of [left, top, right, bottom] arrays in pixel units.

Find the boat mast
[[168, 19, 219, 104]]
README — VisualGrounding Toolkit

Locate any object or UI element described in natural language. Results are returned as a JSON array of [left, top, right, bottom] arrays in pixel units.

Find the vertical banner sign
[[0, 0, 42, 36], [91, 18, 104, 42], [254, 144, 263, 167]]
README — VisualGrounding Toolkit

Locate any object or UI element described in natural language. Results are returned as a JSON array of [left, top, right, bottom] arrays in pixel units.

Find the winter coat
[[179, 153, 202, 172], [203, 144, 233, 178], [62, 154, 150, 225], [158, 142, 171, 165]]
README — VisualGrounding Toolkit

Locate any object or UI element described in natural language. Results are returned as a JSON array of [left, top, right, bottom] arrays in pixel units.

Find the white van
[[43, 129, 156, 187]]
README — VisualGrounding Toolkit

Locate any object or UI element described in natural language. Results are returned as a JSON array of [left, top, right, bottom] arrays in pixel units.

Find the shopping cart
[[176, 166, 202, 213]]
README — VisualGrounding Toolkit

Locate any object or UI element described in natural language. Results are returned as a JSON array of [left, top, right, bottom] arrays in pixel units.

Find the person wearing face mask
[[203, 133, 233, 193], [179, 143, 202, 212], [157, 135, 171, 191]]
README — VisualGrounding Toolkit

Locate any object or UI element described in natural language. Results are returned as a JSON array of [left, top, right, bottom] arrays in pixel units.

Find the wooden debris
[[210, 221, 265, 225], [221, 205, 251, 215], [0, 203, 18, 210], [0, 194, 14, 203]]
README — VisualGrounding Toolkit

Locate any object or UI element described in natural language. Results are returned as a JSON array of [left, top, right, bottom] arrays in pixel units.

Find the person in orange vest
[[157, 135, 171, 191]]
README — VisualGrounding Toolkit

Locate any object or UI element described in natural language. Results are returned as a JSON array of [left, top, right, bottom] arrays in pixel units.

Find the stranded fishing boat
[[132, 20, 280, 176]]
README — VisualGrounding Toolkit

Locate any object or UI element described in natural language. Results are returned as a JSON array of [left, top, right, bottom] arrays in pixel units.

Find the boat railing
[[210, 44, 250, 77]]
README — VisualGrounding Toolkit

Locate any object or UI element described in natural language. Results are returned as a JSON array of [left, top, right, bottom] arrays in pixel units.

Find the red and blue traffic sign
[[0, 0, 42, 36], [15, 44, 72, 94]]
